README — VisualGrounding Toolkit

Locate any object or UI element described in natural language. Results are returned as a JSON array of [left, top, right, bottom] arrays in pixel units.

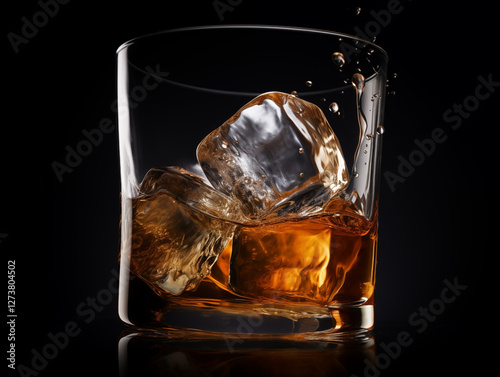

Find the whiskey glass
[[117, 25, 388, 341]]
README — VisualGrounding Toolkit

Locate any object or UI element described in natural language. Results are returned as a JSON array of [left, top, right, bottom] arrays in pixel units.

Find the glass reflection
[[118, 331, 375, 376]]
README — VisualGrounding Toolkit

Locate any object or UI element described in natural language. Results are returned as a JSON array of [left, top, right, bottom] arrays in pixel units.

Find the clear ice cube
[[196, 92, 349, 219], [130, 167, 240, 295]]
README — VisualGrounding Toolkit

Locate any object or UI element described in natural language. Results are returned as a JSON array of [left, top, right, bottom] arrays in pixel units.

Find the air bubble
[[328, 102, 339, 114], [331, 52, 345, 68]]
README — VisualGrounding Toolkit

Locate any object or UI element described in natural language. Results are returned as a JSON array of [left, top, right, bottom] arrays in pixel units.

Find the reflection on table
[[118, 330, 376, 376]]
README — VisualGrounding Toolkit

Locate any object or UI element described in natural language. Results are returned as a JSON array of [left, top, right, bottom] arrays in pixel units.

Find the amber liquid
[[212, 198, 377, 307], [122, 194, 377, 330]]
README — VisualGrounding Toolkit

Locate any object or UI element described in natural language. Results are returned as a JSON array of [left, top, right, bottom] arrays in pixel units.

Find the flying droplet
[[299, 172, 305, 178], [352, 73, 365, 92], [298, 147, 304, 154], [376, 125, 385, 135], [392, 72, 398, 79], [305, 80, 313, 87], [328, 102, 339, 114], [290, 90, 298, 97], [332, 52, 345, 68]]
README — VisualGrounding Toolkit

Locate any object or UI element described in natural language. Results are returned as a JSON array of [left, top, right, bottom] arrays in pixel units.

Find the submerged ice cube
[[196, 92, 349, 219], [129, 167, 241, 295]]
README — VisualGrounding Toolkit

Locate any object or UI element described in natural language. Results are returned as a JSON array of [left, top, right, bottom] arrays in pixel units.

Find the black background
[[3, 0, 495, 376]]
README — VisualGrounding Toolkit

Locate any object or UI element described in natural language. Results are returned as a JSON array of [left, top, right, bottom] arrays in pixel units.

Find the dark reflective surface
[[118, 330, 376, 377]]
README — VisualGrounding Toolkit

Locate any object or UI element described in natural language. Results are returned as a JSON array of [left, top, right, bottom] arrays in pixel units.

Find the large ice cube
[[129, 167, 241, 295], [196, 92, 349, 219]]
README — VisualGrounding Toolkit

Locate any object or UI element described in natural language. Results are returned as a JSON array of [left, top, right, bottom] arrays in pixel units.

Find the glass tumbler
[[117, 25, 388, 341]]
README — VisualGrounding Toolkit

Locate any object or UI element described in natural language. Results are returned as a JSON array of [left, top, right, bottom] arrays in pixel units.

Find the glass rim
[[116, 24, 389, 60]]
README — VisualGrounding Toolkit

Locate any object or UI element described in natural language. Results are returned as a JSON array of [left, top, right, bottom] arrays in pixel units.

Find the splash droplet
[[328, 102, 339, 114], [376, 125, 385, 135], [332, 52, 345, 68], [290, 90, 298, 97], [366, 134, 374, 140], [298, 147, 304, 154], [352, 73, 365, 92], [305, 80, 313, 87], [354, 7, 362, 16], [299, 172, 305, 178], [392, 73, 398, 79]]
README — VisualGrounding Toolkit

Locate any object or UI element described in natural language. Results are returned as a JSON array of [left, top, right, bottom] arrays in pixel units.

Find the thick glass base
[[120, 273, 374, 342], [152, 304, 373, 342]]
